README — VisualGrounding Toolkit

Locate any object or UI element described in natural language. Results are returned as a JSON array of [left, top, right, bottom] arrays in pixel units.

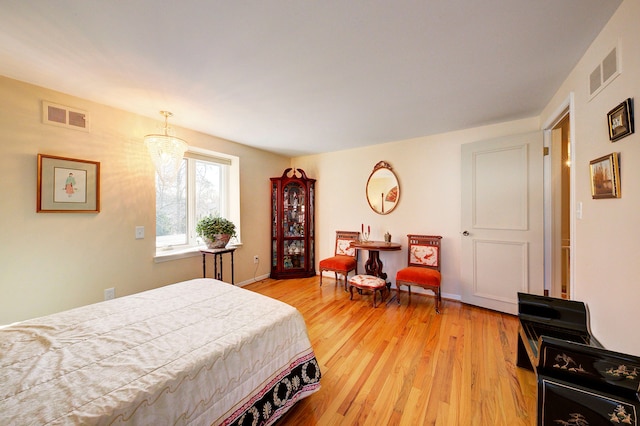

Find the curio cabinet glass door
[[270, 168, 315, 279]]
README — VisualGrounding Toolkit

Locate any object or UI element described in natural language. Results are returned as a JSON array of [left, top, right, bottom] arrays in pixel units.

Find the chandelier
[[144, 111, 188, 181]]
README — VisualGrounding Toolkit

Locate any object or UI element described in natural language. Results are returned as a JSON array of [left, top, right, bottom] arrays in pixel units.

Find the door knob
[[462, 231, 470, 236]]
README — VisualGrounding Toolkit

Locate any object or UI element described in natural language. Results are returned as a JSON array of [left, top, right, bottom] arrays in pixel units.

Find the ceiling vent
[[42, 101, 90, 132], [589, 42, 621, 100]]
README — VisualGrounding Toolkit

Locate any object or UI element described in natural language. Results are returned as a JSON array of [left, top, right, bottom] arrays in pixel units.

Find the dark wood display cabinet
[[270, 168, 316, 279]]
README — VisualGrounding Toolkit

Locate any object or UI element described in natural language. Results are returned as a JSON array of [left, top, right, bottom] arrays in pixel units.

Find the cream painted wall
[[0, 76, 289, 324], [540, 0, 639, 355], [295, 117, 539, 302]]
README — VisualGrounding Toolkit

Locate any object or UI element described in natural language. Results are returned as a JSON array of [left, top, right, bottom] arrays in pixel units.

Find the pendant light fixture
[[145, 111, 188, 181]]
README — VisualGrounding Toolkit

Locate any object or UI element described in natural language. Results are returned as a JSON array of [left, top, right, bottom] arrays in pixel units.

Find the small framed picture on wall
[[589, 152, 621, 199], [37, 154, 100, 213], [607, 98, 634, 142]]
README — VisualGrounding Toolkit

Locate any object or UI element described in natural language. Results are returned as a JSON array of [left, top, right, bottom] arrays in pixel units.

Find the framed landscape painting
[[589, 153, 620, 199]]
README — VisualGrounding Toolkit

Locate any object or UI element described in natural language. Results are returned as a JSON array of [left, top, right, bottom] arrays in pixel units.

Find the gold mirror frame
[[366, 161, 400, 215]]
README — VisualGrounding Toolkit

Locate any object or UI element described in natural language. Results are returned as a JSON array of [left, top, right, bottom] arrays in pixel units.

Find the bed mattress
[[0, 278, 320, 425]]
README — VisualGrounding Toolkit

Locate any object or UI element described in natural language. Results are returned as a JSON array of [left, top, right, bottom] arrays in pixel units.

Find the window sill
[[153, 243, 242, 263]]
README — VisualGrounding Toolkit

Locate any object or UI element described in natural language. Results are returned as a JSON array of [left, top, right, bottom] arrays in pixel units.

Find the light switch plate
[[135, 226, 145, 239]]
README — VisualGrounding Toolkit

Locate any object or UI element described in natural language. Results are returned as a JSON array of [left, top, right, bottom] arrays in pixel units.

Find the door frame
[[542, 92, 576, 299]]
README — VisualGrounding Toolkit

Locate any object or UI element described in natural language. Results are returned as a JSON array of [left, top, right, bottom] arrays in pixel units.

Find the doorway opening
[[551, 114, 571, 299]]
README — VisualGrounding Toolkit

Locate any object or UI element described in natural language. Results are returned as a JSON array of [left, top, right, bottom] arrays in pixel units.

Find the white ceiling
[[0, 1, 621, 156]]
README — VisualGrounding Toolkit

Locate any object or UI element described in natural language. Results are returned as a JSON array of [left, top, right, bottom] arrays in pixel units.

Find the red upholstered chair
[[396, 235, 443, 313], [319, 230, 359, 291]]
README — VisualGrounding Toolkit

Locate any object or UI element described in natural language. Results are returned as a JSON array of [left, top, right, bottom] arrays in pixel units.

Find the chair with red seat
[[396, 235, 442, 313], [319, 230, 359, 291]]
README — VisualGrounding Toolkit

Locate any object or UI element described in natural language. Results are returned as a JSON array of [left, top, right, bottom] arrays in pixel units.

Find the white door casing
[[460, 131, 544, 314], [550, 127, 564, 298]]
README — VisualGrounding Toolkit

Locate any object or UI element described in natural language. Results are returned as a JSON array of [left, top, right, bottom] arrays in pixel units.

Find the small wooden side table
[[200, 247, 236, 284], [349, 240, 401, 284]]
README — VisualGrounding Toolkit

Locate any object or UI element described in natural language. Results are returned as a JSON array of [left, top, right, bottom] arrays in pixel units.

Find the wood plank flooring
[[243, 276, 537, 425]]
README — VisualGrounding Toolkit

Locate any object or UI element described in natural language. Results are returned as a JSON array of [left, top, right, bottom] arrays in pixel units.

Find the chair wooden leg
[[396, 283, 441, 313], [379, 287, 388, 307], [319, 271, 323, 286]]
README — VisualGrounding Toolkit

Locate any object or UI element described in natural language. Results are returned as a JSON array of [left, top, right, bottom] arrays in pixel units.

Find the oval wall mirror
[[366, 161, 400, 215]]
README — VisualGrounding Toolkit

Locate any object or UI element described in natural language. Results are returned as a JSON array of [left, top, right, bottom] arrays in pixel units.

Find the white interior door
[[460, 131, 544, 314]]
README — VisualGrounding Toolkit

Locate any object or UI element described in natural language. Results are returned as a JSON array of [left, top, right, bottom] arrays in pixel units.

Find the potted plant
[[196, 215, 237, 249]]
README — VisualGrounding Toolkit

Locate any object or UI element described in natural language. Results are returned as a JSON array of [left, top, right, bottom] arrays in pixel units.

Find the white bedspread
[[0, 279, 320, 425]]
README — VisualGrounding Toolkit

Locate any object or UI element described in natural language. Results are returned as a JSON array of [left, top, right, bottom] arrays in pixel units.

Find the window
[[155, 148, 240, 256]]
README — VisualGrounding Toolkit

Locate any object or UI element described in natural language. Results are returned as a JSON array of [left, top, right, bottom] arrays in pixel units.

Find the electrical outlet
[[104, 288, 115, 301], [253, 255, 259, 264]]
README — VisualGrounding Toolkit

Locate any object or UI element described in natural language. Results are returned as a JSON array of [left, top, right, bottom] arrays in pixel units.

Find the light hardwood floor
[[243, 276, 537, 425]]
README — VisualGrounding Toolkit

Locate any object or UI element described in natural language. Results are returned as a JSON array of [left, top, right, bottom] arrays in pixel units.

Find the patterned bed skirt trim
[[223, 352, 321, 426]]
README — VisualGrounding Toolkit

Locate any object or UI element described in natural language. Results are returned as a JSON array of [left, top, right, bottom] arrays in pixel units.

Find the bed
[[0, 278, 321, 425]]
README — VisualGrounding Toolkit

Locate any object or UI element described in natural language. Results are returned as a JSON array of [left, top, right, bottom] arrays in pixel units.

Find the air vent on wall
[[589, 42, 621, 100], [42, 101, 90, 132]]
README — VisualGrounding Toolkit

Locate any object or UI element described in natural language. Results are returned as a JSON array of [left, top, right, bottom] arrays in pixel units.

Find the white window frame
[[154, 147, 241, 262]]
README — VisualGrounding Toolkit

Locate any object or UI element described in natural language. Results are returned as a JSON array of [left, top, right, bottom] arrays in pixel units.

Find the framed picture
[[607, 98, 634, 142], [589, 153, 620, 199], [37, 154, 100, 213]]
